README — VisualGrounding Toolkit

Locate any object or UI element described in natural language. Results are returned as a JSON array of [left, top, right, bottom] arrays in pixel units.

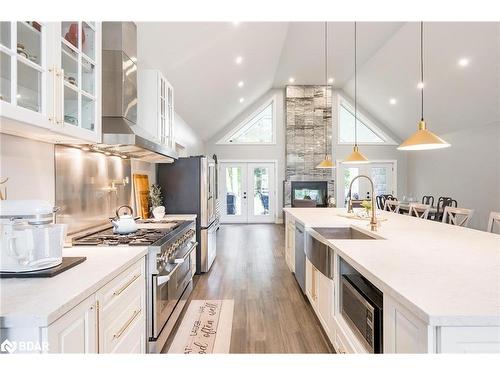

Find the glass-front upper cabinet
[[59, 21, 100, 136], [158, 75, 174, 148], [0, 21, 101, 144], [0, 21, 48, 118]]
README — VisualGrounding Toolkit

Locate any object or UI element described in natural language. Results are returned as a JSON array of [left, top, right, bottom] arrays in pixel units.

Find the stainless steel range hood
[[100, 22, 177, 163]]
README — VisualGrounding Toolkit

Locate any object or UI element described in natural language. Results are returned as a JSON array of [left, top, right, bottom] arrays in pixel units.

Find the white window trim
[[337, 94, 397, 145], [216, 96, 277, 145], [335, 159, 398, 208]]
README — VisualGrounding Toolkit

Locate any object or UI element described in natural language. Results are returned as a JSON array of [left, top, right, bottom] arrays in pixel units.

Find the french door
[[336, 161, 396, 207], [220, 162, 276, 223]]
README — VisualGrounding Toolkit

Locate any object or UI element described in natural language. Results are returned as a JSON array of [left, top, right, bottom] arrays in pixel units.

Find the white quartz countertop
[[0, 246, 147, 328], [284, 208, 500, 326], [164, 214, 197, 221]]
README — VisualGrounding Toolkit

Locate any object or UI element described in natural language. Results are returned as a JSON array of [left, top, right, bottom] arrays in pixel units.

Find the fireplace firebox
[[290, 181, 328, 207]]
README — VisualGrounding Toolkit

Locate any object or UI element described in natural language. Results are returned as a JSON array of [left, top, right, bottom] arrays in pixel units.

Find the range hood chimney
[[100, 22, 177, 163]]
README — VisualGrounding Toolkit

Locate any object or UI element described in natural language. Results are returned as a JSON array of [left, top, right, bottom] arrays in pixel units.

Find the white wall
[[173, 112, 205, 156], [0, 134, 55, 204], [407, 122, 500, 230], [206, 88, 285, 222]]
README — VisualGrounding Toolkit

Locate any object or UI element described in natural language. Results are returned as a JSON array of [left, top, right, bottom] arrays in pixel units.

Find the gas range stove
[[72, 220, 196, 270], [73, 227, 175, 246]]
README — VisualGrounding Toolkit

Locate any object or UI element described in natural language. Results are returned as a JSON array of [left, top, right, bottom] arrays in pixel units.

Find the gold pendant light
[[344, 22, 369, 164], [316, 21, 334, 169], [398, 22, 450, 151]]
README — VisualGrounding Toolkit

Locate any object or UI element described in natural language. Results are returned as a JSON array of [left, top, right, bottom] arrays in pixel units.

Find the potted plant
[[360, 200, 372, 216], [149, 184, 165, 220]]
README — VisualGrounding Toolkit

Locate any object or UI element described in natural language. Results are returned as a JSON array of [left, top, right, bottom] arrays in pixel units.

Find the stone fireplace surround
[[283, 85, 334, 207]]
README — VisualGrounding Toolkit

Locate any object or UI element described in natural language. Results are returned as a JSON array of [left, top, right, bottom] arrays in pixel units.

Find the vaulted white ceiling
[[137, 22, 288, 140], [137, 22, 500, 141]]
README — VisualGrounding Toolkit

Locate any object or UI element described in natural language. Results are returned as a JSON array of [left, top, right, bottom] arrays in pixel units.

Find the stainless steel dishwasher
[[294, 222, 306, 294]]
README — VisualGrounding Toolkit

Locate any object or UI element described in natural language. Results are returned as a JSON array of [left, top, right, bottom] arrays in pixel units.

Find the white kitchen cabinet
[[0, 21, 101, 144], [96, 259, 146, 353], [438, 326, 500, 353], [46, 295, 97, 353], [305, 258, 317, 306], [317, 270, 333, 337], [284, 216, 295, 272], [305, 258, 333, 339], [138, 69, 174, 148], [384, 294, 434, 353], [12, 258, 146, 354]]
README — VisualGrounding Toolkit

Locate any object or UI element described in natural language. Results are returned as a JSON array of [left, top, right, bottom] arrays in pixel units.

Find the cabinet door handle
[[56, 68, 64, 125], [113, 309, 141, 340], [312, 269, 317, 301], [49, 67, 57, 123], [113, 273, 141, 296]]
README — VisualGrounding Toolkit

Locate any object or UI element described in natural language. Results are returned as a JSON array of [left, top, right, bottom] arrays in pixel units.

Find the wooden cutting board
[[133, 174, 150, 219]]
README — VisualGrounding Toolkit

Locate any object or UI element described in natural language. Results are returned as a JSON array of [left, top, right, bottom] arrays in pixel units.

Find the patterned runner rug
[[167, 299, 234, 354]]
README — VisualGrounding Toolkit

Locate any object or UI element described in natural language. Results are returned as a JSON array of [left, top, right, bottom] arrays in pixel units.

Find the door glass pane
[[17, 61, 41, 112], [81, 95, 94, 131], [0, 22, 11, 48], [0, 52, 11, 102], [253, 167, 270, 216], [344, 167, 359, 204], [81, 57, 95, 95], [371, 166, 389, 197], [64, 86, 78, 126], [62, 22, 79, 49], [17, 22, 42, 66], [225, 167, 242, 216], [81, 22, 95, 60], [62, 43, 78, 87]]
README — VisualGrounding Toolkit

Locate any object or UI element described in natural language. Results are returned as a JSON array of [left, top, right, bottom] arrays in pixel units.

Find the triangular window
[[338, 96, 395, 144], [218, 100, 275, 144]]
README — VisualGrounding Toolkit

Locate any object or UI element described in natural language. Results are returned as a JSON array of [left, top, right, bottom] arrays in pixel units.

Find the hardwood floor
[[166, 223, 333, 354]]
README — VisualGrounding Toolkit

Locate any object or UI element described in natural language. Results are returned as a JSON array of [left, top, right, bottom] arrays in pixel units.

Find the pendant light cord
[[420, 21, 424, 121], [324, 21, 328, 156], [354, 22, 358, 147]]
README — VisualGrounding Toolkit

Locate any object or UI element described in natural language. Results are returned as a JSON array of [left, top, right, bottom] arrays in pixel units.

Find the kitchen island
[[284, 207, 500, 353]]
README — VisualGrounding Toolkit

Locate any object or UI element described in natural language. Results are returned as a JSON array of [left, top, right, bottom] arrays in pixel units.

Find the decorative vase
[[152, 206, 165, 220]]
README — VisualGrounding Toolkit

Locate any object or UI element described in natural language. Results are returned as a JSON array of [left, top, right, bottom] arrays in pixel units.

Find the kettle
[[111, 205, 137, 234]]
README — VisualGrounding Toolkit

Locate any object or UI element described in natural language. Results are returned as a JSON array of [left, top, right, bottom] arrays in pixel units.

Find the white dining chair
[[486, 211, 500, 234], [408, 203, 431, 219], [383, 199, 400, 213], [442, 207, 474, 227]]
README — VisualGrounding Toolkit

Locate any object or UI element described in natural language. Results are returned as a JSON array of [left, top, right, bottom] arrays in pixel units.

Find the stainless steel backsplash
[[55, 145, 132, 235]]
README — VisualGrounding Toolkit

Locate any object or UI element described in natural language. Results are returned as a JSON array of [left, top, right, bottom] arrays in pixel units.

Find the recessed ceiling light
[[238, 81, 244, 88], [235, 56, 243, 65], [328, 77, 334, 84], [239, 97, 244, 103], [458, 58, 469, 67], [389, 98, 397, 105], [417, 81, 425, 89], [288, 77, 295, 83]]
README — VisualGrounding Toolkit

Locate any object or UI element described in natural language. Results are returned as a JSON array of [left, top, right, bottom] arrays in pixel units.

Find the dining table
[[398, 202, 438, 214]]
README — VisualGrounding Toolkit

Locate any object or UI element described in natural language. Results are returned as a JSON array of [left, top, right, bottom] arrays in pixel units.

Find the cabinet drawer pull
[[113, 273, 141, 296], [113, 309, 141, 340]]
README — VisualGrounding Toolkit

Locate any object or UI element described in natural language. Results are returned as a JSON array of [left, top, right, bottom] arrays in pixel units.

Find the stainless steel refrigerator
[[157, 156, 218, 273]]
